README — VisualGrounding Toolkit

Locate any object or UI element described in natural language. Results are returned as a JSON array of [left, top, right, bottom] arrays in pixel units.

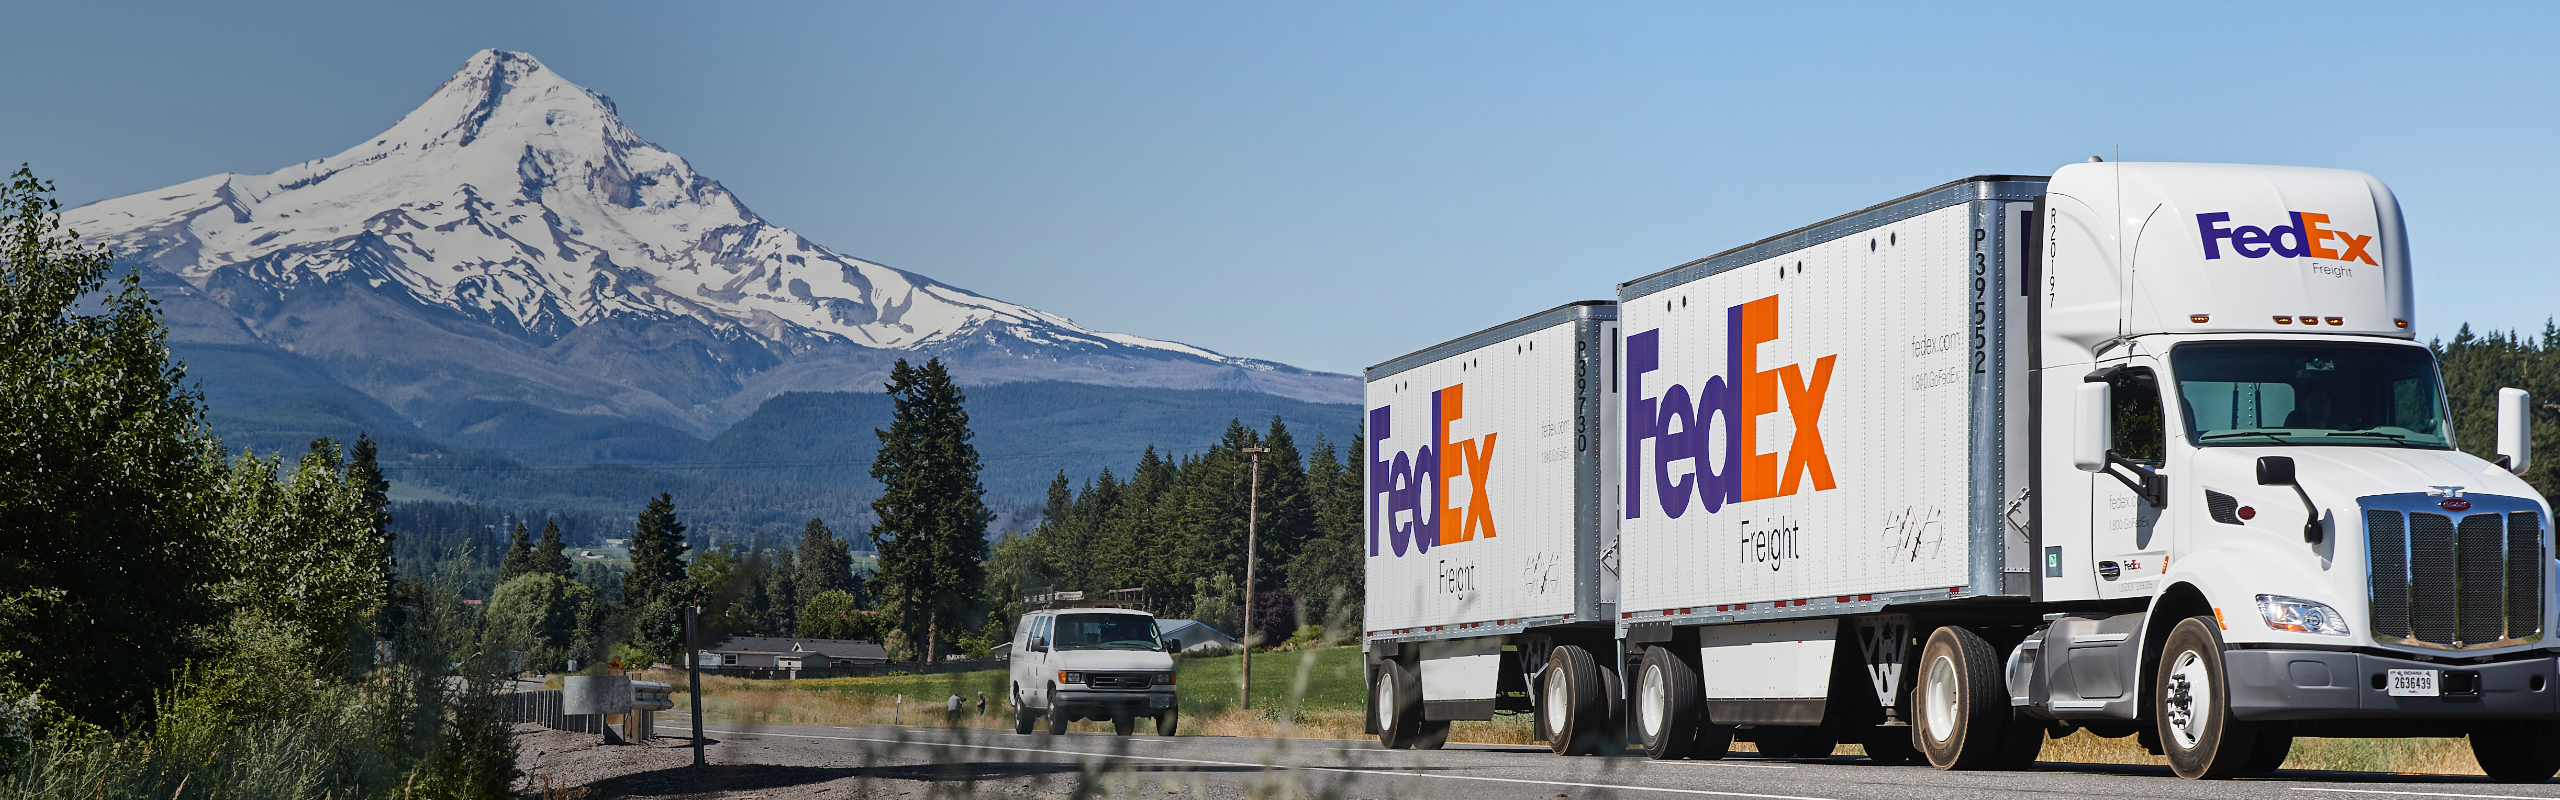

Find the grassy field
[[640, 644, 2482, 774]]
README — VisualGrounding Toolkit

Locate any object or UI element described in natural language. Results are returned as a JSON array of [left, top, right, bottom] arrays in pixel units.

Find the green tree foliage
[[528, 519, 572, 578], [0, 167, 228, 726], [625, 493, 690, 609], [2435, 322, 2560, 499], [482, 573, 596, 673], [209, 441, 396, 675], [869, 358, 991, 664], [758, 544, 798, 635], [795, 517, 855, 610], [497, 522, 533, 582], [795, 588, 887, 641], [1288, 433, 1366, 630]]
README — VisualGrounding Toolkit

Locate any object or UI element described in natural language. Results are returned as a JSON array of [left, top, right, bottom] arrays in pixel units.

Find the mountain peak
[[404, 49, 587, 150]]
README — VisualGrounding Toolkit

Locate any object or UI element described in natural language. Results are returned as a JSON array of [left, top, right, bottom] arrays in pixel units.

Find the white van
[[1010, 607, 1179, 735]]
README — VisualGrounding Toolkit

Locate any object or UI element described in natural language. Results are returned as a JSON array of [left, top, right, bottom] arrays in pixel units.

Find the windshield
[[1053, 613, 1163, 651], [2170, 341, 2452, 449]]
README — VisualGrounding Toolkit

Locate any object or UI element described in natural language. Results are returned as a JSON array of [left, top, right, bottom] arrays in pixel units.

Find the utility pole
[[687, 604, 704, 767], [1240, 445, 1269, 710]]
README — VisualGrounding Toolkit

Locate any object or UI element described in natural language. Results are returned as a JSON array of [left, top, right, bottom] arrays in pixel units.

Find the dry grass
[[633, 668, 2485, 775]]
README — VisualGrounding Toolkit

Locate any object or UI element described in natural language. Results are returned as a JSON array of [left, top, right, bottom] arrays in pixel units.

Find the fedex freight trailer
[[1362, 301, 1621, 752], [1366, 164, 2557, 781]]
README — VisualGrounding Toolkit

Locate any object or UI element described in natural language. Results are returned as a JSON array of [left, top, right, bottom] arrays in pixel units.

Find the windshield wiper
[[2324, 430, 2409, 441], [2200, 431, 2288, 441]]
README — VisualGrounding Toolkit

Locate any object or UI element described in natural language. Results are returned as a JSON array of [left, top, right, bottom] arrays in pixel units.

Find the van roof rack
[[1025, 587, 1151, 612]]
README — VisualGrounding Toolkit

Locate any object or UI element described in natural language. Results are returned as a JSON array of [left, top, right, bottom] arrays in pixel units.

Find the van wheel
[[1112, 711, 1136, 736], [2156, 616, 2264, 779], [1013, 691, 1035, 735], [1156, 708, 1180, 736], [1912, 626, 2013, 770], [1545, 645, 1608, 756], [2470, 720, 2560, 782], [1377, 660, 1424, 749], [1635, 646, 1701, 760], [1046, 686, 1070, 736]]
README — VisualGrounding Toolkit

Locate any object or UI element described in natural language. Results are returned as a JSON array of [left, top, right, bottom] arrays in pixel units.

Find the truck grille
[[2365, 496, 2544, 651], [1085, 672, 1154, 690]]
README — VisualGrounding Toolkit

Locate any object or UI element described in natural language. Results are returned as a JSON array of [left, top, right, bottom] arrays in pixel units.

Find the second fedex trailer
[[1365, 163, 2555, 780]]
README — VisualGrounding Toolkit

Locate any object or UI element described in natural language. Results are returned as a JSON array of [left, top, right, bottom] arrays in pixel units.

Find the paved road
[[650, 717, 2560, 800]]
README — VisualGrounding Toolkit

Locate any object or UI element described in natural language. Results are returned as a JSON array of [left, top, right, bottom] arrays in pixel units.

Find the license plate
[[2388, 669, 2440, 697], [1151, 695, 1174, 708]]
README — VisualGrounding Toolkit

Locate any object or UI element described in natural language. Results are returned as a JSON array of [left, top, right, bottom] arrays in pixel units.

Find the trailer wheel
[[2470, 720, 2560, 782], [1912, 626, 2013, 770], [1376, 660, 1425, 749], [1635, 646, 1702, 760], [1860, 726, 1924, 764], [1417, 720, 1451, 750], [1544, 645, 1609, 755], [2155, 616, 2266, 779]]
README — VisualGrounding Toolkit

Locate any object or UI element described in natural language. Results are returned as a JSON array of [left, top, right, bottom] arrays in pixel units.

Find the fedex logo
[[1367, 384, 1498, 557], [2196, 212, 2377, 265], [1625, 295, 1837, 519]]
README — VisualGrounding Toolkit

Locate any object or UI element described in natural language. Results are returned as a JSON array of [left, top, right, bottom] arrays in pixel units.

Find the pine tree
[[1289, 433, 1367, 633], [795, 517, 854, 610], [499, 522, 534, 582], [869, 358, 991, 664], [761, 545, 799, 635], [530, 519, 573, 577], [625, 493, 690, 609], [1255, 417, 1313, 585], [348, 433, 397, 636]]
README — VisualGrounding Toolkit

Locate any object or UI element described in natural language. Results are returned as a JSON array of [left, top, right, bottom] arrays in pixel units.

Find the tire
[[2242, 727, 2294, 775], [1046, 685, 1071, 736], [1861, 727, 1925, 765], [1376, 660, 1424, 749], [1112, 711, 1136, 736], [1156, 708, 1180, 737], [1013, 691, 1035, 735], [1545, 646, 1609, 756], [1693, 718, 1736, 760], [2471, 720, 2560, 782], [2155, 616, 2263, 779], [1417, 720, 1451, 750], [1755, 725, 1838, 760], [1635, 646, 1703, 760], [1912, 626, 2016, 770]]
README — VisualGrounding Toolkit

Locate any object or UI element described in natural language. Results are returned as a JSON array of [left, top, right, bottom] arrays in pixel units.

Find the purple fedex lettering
[[1367, 400, 1439, 556], [1623, 313, 1741, 520]]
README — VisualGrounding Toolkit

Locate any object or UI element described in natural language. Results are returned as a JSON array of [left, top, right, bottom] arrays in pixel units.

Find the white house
[[1154, 619, 1238, 652]]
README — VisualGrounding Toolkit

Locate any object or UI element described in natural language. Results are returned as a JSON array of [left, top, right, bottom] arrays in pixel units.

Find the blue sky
[[6, 2, 2554, 375]]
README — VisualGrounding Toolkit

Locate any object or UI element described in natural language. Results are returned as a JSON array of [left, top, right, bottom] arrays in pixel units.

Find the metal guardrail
[[505, 680, 659, 740]]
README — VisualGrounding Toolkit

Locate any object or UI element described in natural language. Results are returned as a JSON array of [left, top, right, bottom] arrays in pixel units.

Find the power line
[[377, 443, 1230, 472]]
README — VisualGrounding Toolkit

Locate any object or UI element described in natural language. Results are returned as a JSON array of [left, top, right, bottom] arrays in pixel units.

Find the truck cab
[[1008, 606, 1180, 736], [2017, 161, 2553, 778]]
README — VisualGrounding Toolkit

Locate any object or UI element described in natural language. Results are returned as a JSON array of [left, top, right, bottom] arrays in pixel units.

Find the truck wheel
[[1417, 720, 1451, 750], [1635, 646, 1702, 760], [1544, 645, 1609, 755], [2242, 728, 2294, 775], [1013, 690, 1035, 735], [2470, 720, 2560, 782], [1912, 625, 2013, 770], [1376, 660, 1425, 749], [1155, 708, 1180, 737], [2156, 616, 2264, 779]]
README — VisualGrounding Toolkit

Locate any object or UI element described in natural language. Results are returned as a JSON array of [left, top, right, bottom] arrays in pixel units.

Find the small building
[[694, 637, 889, 679], [1155, 619, 1238, 652]]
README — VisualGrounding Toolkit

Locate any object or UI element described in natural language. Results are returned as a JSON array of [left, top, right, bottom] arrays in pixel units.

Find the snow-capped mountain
[[66, 50, 1352, 434]]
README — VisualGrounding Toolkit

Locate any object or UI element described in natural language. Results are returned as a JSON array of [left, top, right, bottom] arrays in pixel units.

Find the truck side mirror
[[2498, 388, 2532, 476], [2255, 456, 2296, 487], [2073, 380, 2110, 472], [2258, 456, 2323, 544]]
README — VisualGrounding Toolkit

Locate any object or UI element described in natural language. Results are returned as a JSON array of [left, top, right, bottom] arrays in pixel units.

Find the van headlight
[[1059, 671, 1084, 684], [1161, 671, 1176, 686], [2257, 594, 2351, 636]]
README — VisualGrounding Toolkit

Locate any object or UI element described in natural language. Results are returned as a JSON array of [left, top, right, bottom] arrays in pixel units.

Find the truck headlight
[[2257, 594, 2351, 636], [1059, 671, 1084, 684]]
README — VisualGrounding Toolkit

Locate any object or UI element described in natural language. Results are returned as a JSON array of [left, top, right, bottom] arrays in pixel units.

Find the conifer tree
[[1255, 417, 1313, 584], [869, 358, 991, 664], [530, 519, 572, 577], [795, 517, 854, 610], [1289, 433, 1367, 632], [625, 493, 690, 609], [348, 433, 397, 635], [499, 522, 534, 582], [761, 545, 799, 635]]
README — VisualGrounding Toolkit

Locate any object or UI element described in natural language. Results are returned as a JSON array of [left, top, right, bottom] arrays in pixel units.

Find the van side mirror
[[2497, 388, 2532, 475], [1029, 635, 1047, 651], [2073, 380, 2110, 472]]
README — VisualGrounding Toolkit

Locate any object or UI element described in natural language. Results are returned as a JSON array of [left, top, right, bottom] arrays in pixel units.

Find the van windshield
[[2170, 341, 2453, 450], [1054, 614, 1163, 651]]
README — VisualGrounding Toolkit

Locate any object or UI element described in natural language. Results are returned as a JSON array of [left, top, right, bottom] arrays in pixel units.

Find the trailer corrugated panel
[[1364, 302, 1617, 639], [1614, 177, 2044, 621]]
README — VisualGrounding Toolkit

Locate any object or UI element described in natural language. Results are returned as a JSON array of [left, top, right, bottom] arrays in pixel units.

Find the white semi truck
[[1363, 162, 2553, 780]]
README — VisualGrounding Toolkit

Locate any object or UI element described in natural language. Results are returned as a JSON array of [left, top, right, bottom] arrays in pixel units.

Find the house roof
[[705, 637, 889, 661]]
